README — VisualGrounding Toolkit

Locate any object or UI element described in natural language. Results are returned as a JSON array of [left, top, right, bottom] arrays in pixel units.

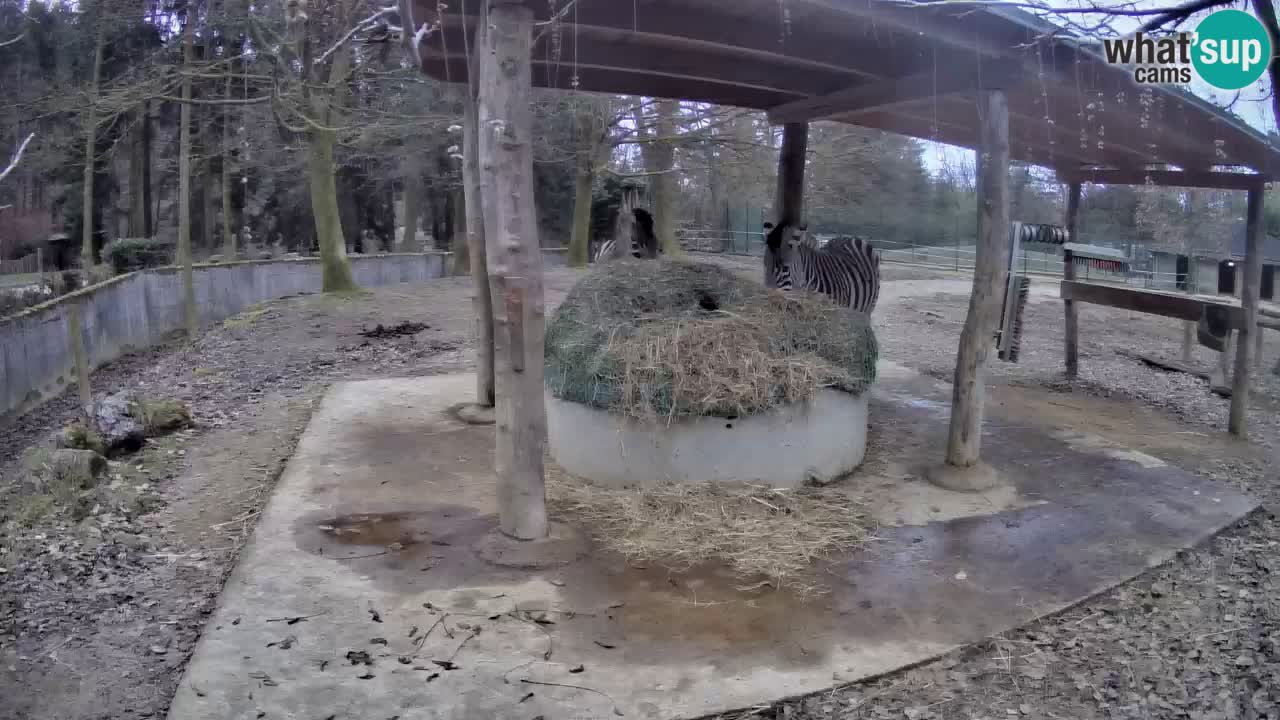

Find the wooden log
[[774, 122, 808, 227], [1061, 167, 1270, 191], [1115, 348, 1210, 381], [1229, 184, 1265, 436], [1059, 280, 1246, 326], [945, 90, 1009, 469], [477, 0, 548, 540], [1063, 182, 1081, 378], [462, 33, 495, 408]]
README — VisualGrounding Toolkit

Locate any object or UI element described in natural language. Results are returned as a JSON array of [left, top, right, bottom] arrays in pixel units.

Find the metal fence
[[0, 251, 41, 276], [679, 229, 1190, 290]]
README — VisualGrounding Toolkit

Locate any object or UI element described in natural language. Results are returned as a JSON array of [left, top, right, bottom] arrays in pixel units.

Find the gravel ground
[[2, 255, 1278, 720], [725, 264, 1280, 720]]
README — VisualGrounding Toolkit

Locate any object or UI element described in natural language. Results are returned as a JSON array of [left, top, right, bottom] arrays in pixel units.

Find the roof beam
[[420, 56, 803, 109], [807, 0, 1015, 60], [428, 23, 858, 98], [767, 64, 1024, 124], [1059, 168, 1269, 191]]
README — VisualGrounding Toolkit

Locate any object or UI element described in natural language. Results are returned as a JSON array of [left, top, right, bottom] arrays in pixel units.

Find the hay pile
[[544, 258, 878, 422], [545, 463, 875, 597]]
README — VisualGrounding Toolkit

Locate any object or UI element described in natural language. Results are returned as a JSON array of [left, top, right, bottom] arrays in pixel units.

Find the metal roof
[[412, 0, 1280, 177]]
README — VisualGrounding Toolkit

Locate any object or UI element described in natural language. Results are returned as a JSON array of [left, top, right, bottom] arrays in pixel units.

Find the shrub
[[104, 237, 172, 274], [0, 285, 54, 318]]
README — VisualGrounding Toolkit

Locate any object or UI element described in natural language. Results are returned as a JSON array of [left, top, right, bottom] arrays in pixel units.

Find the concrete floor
[[167, 369, 1256, 720]]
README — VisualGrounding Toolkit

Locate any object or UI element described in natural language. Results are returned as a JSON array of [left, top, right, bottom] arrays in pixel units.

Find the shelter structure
[[400, 0, 1280, 532]]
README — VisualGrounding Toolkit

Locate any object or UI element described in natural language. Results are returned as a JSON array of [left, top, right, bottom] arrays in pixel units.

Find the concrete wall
[[545, 388, 869, 489], [1, 249, 570, 419]]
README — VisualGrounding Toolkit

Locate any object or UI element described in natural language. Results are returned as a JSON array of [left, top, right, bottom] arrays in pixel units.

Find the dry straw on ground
[[545, 462, 876, 597], [544, 258, 878, 422]]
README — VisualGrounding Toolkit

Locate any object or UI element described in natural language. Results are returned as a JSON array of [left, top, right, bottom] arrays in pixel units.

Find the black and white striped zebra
[[595, 208, 661, 262], [762, 221, 880, 314]]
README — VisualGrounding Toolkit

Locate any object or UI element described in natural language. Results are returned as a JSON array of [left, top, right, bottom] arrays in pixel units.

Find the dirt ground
[[1, 255, 1278, 720]]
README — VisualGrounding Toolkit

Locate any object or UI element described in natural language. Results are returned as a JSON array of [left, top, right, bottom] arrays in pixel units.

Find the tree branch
[[0, 132, 35, 184]]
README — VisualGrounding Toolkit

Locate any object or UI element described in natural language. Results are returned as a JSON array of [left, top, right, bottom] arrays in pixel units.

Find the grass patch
[[59, 422, 107, 455]]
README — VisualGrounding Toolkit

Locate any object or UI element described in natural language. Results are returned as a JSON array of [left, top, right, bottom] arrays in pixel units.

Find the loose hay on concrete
[[544, 258, 878, 422], [545, 461, 876, 597]]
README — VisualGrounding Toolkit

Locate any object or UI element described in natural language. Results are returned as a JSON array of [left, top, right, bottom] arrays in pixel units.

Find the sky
[[918, 0, 1277, 175]]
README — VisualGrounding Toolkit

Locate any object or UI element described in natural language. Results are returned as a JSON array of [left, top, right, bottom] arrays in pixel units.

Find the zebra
[[762, 221, 880, 314], [594, 207, 661, 262]]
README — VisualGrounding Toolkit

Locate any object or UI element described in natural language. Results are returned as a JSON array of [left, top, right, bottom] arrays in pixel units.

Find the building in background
[[1148, 224, 1279, 300]]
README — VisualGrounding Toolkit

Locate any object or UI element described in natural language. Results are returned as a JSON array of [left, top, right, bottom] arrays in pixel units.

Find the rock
[[86, 393, 145, 457], [48, 449, 108, 489], [130, 397, 193, 436], [112, 532, 149, 550]]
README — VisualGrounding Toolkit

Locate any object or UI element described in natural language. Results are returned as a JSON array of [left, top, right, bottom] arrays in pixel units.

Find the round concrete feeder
[[545, 388, 869, 489]]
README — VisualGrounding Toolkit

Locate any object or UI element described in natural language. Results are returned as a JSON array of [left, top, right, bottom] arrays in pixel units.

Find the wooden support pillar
[[774, 122, 808, 226], [1229, 183, 1265, 436], [477, 0, 548, 540], [934, 90, 1009, 490], [1062, 182, 1081, 378], [462, 31, 494, 409]]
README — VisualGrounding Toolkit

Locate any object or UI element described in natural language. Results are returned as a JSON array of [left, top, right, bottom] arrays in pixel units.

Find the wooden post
[[774, 122, 808, 226], [477, 0, 548, 540], [943, 90, 1009, 476], [1063, 182, 1081, 378], [463, 38, 495, 408], [67, 302, 92, 411], [1229, 183, 1265, 436]]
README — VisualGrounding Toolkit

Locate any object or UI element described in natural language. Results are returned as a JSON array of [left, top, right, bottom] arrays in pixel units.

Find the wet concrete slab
[[167, 370, 1257, 720]]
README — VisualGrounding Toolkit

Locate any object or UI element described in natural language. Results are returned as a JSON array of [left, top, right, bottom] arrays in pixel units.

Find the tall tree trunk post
[[652, 99, 681, 255], [566, 105, 596, 267], [128, 104, 152, 238], [464, 43, 495, 408], [68, 302, 93, 411], [929, 90, 1010, 491], [308, 46, 359, 292], [221, 75, 236, 259], [80, 16, 107, 268], [477, 0, 547, 540], [401, 155, 423, 252], [1229, 183, 1265, 436], [774, 122, 808, 227], [1062, 182, 1081, 377], [177, 15, 199, 340], [142, 103, 152, 237], [450, 188, 467, 274]]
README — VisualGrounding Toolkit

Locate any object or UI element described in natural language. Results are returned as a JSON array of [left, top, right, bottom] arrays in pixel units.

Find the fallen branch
[[519, 679, 624, 716], [1115, 348, 1210, 381]]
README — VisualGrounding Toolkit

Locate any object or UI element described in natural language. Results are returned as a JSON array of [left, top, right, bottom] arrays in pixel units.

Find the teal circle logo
[[1192, 9, 1272, 90]]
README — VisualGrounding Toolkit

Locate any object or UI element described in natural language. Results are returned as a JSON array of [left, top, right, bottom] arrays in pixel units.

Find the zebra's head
[[762, 220, 807, 290]]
